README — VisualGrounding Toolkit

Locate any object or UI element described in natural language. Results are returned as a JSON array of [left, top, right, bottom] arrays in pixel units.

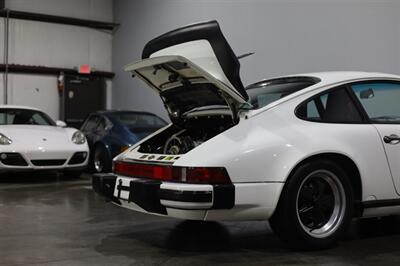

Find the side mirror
[[56, 120, 67, 127]]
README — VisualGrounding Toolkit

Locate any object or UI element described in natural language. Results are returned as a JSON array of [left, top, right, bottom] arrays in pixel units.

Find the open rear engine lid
[[124, 21, 249, 121]]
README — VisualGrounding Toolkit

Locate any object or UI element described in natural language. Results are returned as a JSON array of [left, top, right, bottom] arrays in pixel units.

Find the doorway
[[62, 75, 106, 128]]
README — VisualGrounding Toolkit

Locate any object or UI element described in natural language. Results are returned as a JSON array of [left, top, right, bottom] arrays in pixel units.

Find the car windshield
[[108, 112, 167, 128], [0, 108, 55, 126], [246, 77, 320, 109]]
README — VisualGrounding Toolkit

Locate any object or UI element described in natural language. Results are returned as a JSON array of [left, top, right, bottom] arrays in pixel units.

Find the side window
[[105, 118, 113, 130], [297, 87, 363, 123], [351, 82, 400, 123], [97, 117, 113, 131], [0, 112, 5, 124], [82, 115, 100, 131], [31, 113, 48, 125]]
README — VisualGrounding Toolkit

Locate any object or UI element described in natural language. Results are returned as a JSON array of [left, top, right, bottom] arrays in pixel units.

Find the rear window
[[246, 77, 320, 109]]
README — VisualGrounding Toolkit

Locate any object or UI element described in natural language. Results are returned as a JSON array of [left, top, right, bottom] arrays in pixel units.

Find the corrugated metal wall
[[1, 0, 113, 120]]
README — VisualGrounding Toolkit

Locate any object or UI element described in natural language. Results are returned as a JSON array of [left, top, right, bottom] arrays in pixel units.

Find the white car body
[[93, 21, 400, 248], [110, 71, 400, 220], [0, 105, 89, 172]]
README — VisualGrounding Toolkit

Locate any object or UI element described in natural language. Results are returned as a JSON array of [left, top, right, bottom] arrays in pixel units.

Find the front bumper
[[0, 151, 88, 171], [92, 174, 235, 216]]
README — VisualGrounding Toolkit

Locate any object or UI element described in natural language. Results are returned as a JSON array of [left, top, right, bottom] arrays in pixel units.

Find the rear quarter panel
[[174, 93, 398, 202]]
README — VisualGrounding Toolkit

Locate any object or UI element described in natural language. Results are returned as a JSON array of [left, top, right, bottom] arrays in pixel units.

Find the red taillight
[[113, 161, 231, 184], [114, 162, 175, 181], [185, 167, 230, 184]]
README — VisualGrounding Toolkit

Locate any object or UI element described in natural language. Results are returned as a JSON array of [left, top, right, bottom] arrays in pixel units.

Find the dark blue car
[[81, 110, 167, 173]]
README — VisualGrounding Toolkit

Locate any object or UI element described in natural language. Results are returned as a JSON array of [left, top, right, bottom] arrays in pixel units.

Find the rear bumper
[[92, 174, 284, 221], [92, 174, 235, 214], [92, 174, 121, 204]]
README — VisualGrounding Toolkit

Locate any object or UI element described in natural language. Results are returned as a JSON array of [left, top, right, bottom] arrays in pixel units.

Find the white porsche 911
[[0, 105, 89, 174], [93, 21, 400, 249]]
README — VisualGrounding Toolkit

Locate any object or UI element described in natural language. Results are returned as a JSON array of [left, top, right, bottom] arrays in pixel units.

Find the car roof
[[247, 71, 400, 116], [0, 105, 43, 112], [249, 71, 400, 89], [93, 110, 162, 117], [302, 71, 400, 85]]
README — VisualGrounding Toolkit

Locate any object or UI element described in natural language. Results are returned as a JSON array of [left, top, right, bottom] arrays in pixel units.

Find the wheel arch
[[281, 152, 363, 217]]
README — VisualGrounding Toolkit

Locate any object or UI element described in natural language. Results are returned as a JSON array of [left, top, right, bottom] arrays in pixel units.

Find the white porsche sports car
[[93, 21, 400, 249], [0, 105, 89, 174]]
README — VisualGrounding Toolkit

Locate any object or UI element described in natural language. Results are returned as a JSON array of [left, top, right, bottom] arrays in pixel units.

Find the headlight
[[0, 133, 12, 145], [72, 131, 86, 145]]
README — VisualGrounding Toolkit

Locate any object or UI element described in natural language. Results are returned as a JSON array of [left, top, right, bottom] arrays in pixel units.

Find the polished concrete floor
[[1, 173, 400, 266]]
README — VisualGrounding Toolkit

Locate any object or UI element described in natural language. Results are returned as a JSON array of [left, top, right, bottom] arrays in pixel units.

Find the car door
[[351, 81, 400, 194]]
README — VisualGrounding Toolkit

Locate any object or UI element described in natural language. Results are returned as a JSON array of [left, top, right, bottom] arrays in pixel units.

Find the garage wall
[[112, 0, 400, 120], [5, 0, 112, 21], [0, 0, 113, 120]]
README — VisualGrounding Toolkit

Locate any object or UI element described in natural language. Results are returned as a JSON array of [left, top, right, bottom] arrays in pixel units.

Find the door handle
[[383, 134, 400, 144]]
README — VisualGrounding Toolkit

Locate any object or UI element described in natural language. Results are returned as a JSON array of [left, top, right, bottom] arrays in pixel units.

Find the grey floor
[[1, 174, 400, 266]]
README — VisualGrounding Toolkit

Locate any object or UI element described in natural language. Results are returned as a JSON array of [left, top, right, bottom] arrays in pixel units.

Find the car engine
[[138, 115, 234, 155]]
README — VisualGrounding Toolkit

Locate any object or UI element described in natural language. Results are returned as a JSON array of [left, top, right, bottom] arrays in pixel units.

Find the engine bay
[[138, 115, 234, 155]]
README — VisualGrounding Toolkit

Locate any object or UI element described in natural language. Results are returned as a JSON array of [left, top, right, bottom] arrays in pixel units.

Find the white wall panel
[[2, 0, 113, 118], [8, 19, 113, 70], [90, 29, 112, 71], [89, 0, 113, 22], [0, 75, 3, 104], [9, 20, 89, 68], [0, 19, 4, 63], [8, 74, 59, 120], [106, 79, 112, 109]]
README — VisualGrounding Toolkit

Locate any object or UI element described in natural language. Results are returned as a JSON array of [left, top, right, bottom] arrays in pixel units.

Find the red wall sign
[[78, 64, 91, 74]]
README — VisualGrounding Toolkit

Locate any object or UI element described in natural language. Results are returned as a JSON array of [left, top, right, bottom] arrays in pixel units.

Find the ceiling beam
[[0, 9, 119, 31], [0, 64, 115, 79]]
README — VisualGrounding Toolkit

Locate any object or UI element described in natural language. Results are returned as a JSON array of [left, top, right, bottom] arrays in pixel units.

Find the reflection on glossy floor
[[1, 173, 400, 266]]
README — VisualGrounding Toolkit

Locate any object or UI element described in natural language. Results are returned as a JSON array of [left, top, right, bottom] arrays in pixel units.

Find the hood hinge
[[219, 91, 240, 124]]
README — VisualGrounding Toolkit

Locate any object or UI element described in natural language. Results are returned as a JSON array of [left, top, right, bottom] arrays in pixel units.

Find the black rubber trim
[[212, 184, 235, 209], [92, 174, 121, 205], [141, 20, 248, 101], [93, 174, 235, 212], [159, 189, 212, 203], [363, 199, 400, 209], [128, 179, 167, 215]]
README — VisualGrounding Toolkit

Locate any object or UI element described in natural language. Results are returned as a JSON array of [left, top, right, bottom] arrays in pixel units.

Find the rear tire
[[270, 160, 354, 250], [92, 144, 111, 173]]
